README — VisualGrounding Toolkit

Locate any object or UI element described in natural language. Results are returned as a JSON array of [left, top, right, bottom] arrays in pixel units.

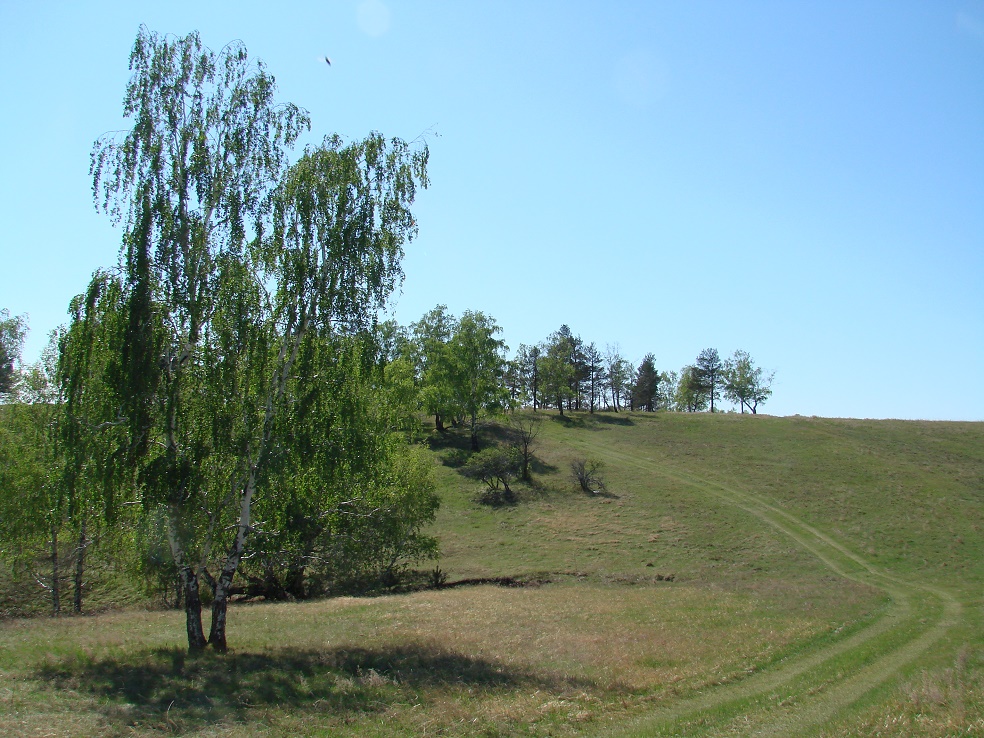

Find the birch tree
[[80, 27, 429, 652], [450, 311, 508, 451], [723, 350, 774, 414]]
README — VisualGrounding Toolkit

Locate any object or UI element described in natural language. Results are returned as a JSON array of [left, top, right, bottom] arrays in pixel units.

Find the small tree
[[582, 342, 605, 413], [0, 328, 78, 616], [632, 353, 660, 412], [695, 348, 723, 412], [515, 343, 541, 410], [451, 311, 508, 451], [657, 370, 678, 411], [462, 446, 521, 505], [724, 350, 774, 414], [604, 344, 631, 412], [411, 305, 458, 432], [675, 365, 709, 412], [540, 327, 581, 416], [507, 412, 542, 481]]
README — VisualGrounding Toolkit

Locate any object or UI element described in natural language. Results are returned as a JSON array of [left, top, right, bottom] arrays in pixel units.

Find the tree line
[[369, 316, 775, 427], [511, 329, 774, 416]]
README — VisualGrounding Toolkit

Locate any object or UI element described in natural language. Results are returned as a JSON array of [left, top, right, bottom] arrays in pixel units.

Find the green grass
[[1, 410, 981, 736]]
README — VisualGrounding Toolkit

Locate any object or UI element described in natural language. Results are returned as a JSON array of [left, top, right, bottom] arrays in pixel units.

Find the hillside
[[422, 410, 984, 735], [0, 411, 981, 736]]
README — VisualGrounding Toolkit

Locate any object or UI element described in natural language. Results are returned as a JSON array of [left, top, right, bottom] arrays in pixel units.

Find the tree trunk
[[50, 526, 61, 616], [285, 562, 306, 600], [73, 519, 88, 614], [209, 470, 257, 652], [209, 581, 230, 652], [470, 412, 479, 452], [180, 566, 208, 652], [435, 413, 445, 432], [167, 511, 207, 651]]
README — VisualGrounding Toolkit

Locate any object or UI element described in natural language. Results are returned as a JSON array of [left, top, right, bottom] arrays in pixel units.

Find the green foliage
[[675, 364, 709, 412], [411, 305, 458, 431], [632, 353, 660, 412], [65, 26, 431, 651], [694, 347, 723, 412], [514, 343, 541, 409], [539, 327, 578, 415], [240, 334, 439, 597], [0, 329, 84, 615], [0, 403, 55, 556], [380, 356, 423, 438], [461, 445, 522, 504], [581, 341, 605, 412], [723, 349, 774, 414], [410, 307, 508, 448], [450, 310, 508, 451], [0, 308, 27, 399], [604, 344, 632, 412]]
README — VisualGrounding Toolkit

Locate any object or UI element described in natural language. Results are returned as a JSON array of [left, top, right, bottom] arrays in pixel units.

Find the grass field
[[1, 411, 981, 736]]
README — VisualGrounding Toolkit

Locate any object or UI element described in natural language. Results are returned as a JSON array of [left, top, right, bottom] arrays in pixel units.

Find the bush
[[462, 445, 522, 505], [570, 457, 607, 494]]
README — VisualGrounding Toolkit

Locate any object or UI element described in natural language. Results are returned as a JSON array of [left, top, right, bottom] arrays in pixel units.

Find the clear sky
[[1, 1, 982, 420]]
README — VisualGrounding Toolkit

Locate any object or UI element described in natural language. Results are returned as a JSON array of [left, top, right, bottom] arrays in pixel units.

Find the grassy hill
[[1, 411, 981, 736]]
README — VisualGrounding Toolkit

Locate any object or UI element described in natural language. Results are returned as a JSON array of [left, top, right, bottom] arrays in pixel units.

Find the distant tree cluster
[[507, 328, 774, 416], [368, 306, 510, 452]]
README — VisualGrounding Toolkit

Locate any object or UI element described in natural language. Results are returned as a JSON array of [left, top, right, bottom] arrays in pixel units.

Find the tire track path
[[571, 437, 962, 736]]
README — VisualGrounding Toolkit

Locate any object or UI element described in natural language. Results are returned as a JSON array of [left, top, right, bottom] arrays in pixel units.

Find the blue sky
[[1, 1, 982, 420]]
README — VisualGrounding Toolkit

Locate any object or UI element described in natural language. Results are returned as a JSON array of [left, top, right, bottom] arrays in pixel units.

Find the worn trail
[[570, 437, 962, 737]]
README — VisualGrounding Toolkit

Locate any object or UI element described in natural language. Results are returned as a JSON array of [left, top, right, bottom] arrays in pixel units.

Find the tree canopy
[[67, 27, 432, 652], [724, 350, 774, 414], [0, 309, 26, 399]]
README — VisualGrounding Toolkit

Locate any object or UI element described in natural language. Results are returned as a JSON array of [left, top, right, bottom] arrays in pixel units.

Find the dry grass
[[818, 645, 984, 738], [0, 580, 868, 737]]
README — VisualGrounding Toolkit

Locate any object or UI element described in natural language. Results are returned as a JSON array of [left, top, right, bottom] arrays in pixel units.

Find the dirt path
[[572, 439, 963, 737]]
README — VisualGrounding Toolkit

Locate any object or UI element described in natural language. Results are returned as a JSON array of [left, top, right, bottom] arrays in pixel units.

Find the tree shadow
[[549, 413, 585, 428], [35, 643, 606, 733], [590, 413, 634, 426], [529, 456, 559, 475], [545, 411, 636, 429]]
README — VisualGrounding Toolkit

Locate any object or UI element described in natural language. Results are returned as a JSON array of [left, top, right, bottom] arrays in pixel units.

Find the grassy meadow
[[1, 411, 982, 736]]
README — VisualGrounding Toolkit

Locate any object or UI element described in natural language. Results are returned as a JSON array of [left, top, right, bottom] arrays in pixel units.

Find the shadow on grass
[[547, 411, 636, 429], [550, 413, 585, 428], [35, 643, 603, 732], [590, 413, 634, 426]]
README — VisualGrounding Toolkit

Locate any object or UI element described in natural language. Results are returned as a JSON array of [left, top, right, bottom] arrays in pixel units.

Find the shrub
[[570, 457, 607, 494], [462, 445, 522, 505]]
